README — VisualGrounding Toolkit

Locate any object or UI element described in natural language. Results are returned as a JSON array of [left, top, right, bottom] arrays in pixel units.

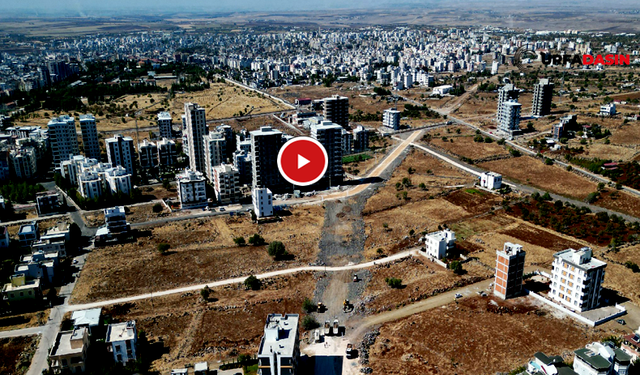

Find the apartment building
[[157, 138, 177, 167], [251, 126, 287, 192], [177, 169, 207, 209], [257, 314, 300, 375], [106, 321, 137, 364], [105, 134, 135, 176], [383, 108, 401, 130], [496, 84, 519, 122], [498, 100, 522, 137], [532, 79, 554, 117], [213, 163, 241, 205], [9, 147, 37, 179], [600, 103, 616, 116], [203, 131, 227, 181], [252, 187, 273, 218], [49, 327, 90, 374], [79, 114, 100, 160], [184, 102, 208, 173], [48, 115, 80, 167], [310, 121, 343, 187], [36, 191, 63, 216], [494, 242, 526, 299], [353, 125, 369, 152], [104, 206, 129, 234], [157, 111, 173, 139], [1, 274, 41, 303], [341, 129, 353, 155], [323, 95, 349, 129], [138, 140, 158, 169], [549, 247, 606, 312], [573, 341, 631, 375], [423, 229, 455, 260]]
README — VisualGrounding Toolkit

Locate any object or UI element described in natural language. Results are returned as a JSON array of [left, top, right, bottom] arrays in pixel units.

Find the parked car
[[455, 293, 463, 299], [616, 319, 626, 325]]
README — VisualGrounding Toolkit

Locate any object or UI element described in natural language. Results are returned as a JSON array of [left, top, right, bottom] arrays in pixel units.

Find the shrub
[[233, 236, 246, 246], [497, 138, 506, 145], [544, 158, 553, 165], [484, 136, 493, 143], [244, 275, 261, 290], [248, 234, 266, 246], [624, 261, 640, 273], [157, 243, 170, 253], [162, 179, 171, 189], [385, 277, 403, 288], [449, 260, 464, 275], [302, 298, 316, 313], [509, 148, 521, 157], [267, 241, 286, 259], [418, 182, 427, 190], [302, 316, 320, 330], [201, 286, 210, 301], [152, 203, 163, 213]]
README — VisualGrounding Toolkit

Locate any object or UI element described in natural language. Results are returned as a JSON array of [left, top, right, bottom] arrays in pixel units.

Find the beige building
[[49, 327, 90, 374], [1, 274, 41, 303]]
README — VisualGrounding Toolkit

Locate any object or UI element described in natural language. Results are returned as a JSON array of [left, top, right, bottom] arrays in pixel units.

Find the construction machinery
[[353, 274, 359, 282], [324, 320, 331, 336], [317, 301, 325, 313], [346, 343, 354, 358], [332, 319, 339, 336], [343, 299, 354, 313]]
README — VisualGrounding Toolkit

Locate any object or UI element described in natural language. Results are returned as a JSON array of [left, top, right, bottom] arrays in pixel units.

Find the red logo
[[277, 137, 328, 186]]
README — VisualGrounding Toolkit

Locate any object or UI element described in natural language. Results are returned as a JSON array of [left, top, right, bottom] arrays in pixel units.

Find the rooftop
[[106, 321, 136, 343], [157, 111, 172, 120], [251, 126, 282, 136], [258, 314, 299, 358], [50, 328, 87, 357], [424, 229, 455, 242], [104, 206, 126, 217], [554, 247, 606, 271], [72, 308, 102, 328]]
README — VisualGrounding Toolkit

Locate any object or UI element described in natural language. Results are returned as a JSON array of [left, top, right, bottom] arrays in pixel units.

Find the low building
[[573, 341, 631, 375], [479, 172, 502, 190], [36, 191, 64, 216], [621, 327, 640, 362], [423, 229, 455, 260], [494, 243, 526, 299], [177, 169, 207, 209], [527, 352, 577, 375], [257, 314, 300, 375], [194, 362, 209, 375], [71, 308, 102, 336], [1, 274, 41, 303], [104, 206, 129, 234], [600, 103, 616, 116], [49, 327, 90, 374], [252, 187, 273, 218], [106, 320, 137, 364], [18, 221, 39, 247], [382, 108, 401, 130], [433, 84, 453, 95], [549, 247, 606, 312]]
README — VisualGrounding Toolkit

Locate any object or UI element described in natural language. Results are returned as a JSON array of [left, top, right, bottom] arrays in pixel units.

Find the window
[[563, 263, 568, 269], [560, 286, 565, 291], [562, 270, 567, 276]]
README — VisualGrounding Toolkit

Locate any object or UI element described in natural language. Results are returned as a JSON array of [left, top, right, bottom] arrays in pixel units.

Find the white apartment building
[[157, 111, 173, 139], [106, 134, 135, 176], [177, 169, 207, 209], [480, 172, 502, 190], [213, 164, 241, 205], [423, 229, 456, 259], [105, 166, 132, 196], [353, 125, 369, 152], [203, 131, 227, 182], [104, 206, 129, 233], [311, 121, 343, 187], [48, 115, 80, 167], [257, 314, 300, 375], [78, 171, 103, 200], [138, 140, 158, 169], [79, 114, 100, 160], [600, 103, 617, 116], [184, 102, 208, 174], [382, 108, 401, 130], [106, 320, 137, 364], [157, 138, 177, 167], [498, 100, 522, 137], [252, 187, 273, 218], [549, 247, 606, 312]]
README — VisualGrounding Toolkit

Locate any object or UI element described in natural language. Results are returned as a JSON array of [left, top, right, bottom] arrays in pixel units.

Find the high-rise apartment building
[[383, 108, 401, 130], [176, 169, 207, 209], [48, 115, 80, 167], [138, 140, 158, 169], [494, 242, 526, 299], [212, 164, 241, 205], [310, 121, 343, 187], [549, 247, 606, 312], [79, 114, 100, 160], [184, 103, 208, 174], [498, 100, 522, 137], [157, 112, 173, 139], [496, 84, 519, 122], [203, 131, 227, 182], [532, 78, 554, 117], [250, 126, 287, 192], [105, 134, 135, 176], [323, 95, 349, 129], [157, 138, 177, 167]]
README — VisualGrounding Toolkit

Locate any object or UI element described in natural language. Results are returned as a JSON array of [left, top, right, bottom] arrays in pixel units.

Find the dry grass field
[[368, 296, 614, 375], [0, 310, 49, 332], [0, 335, 38, 375], [362, 257, 493, 313], [71, 206, 324, 303], [425, 132, 511, 161], [103, 272, 316, 373], [479, 156, 598, 200], [171, 82, 289, 121]]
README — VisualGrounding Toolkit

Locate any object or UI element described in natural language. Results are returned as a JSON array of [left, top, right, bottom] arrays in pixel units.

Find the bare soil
[[0, 335, 38, 375]]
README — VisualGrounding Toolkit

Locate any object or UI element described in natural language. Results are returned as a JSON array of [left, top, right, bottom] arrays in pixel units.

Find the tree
[[401, 177, 411, 187], [244, 275, 261, 290], [248, 234, 266, 246], [152, 203, 163, 213], [201, 286, 210, 301], [157, 243, 170, 254], [267, 241, 286, 259], [418, 182, 427, 190], [385, 277, 403, 288], [449, 261, 464, 275], [302, 297, 316, 313], [162, 179, 171, 190], [233, 236, 246, 246], [302, 316, 320, 330]]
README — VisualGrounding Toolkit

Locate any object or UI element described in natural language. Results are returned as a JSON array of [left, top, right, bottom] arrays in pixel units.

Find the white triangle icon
[[298, 154, 310, 169]]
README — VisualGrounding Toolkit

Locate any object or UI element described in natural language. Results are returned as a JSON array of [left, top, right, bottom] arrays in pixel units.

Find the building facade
[[203, 131, 227, 182], [257, 314, 300, 375], [310, 121, 343, 187], [177, 169, 207, 209], [184, 102, 208, 174], [532, 79, 554, 117], [252, 187, 273, 218], [138, 140, 158, 169], [105, 134, 135, 176], [480, 172, 502, 190], [494, 242, 526, 299], [157, 138, 177, 167], [423, 229, 455, 260], [213, 164, 241, 205], [549, 247, 606, 312], [48, 115, 80, 167], [79, 114, 101, 160], [157, 111, 173, 139], [251, 126, 287, 192], [383, 108, 401, 130], [323, 95, 349, 129], [106, 321, 137, 364]]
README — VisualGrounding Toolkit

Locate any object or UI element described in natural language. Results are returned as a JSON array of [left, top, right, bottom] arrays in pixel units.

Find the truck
[[346, 343, 354, 358], [314, 329, 321, 343], [317, 301, 325, 312], [333, 319, 339, 336], [324, 320, 331, 336]]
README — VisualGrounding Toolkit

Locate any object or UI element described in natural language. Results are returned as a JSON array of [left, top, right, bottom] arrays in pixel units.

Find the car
[[219, 207, 226, 212], [616, 319, 626, 325], [455, 293, 463, 299]]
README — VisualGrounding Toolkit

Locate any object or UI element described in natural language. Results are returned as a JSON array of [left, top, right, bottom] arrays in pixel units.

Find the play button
[[278, 136, 328, 186]]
